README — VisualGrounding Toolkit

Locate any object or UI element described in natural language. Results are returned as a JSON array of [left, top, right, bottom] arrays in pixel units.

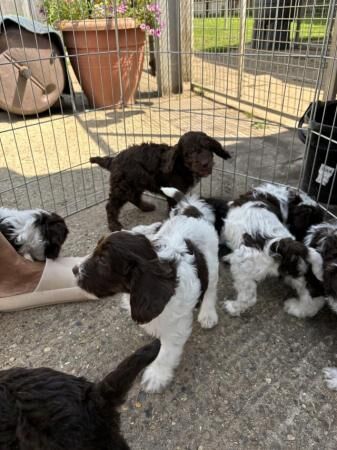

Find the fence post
[[238, 0, 247, 99], [180, 0, 193, 82], [156, 0, 182, 96], [322, 13, 337, 101]]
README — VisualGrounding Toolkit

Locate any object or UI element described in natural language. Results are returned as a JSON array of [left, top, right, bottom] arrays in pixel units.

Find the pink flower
[[146, 3, 160, 13], [116, 2, 127, 14], [154, 28, 161, 37], [146, 25, 151, 31], [140, 23, 146, 30], [149, 28, 155, 35]]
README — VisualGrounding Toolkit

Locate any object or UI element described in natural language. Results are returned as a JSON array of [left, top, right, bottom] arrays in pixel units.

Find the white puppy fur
[[0, 208, 46, 260], [304, 222, 337, 390], [160, 185, 322, 317], [162, 184, 324, 318], [223, 202, 323, 316], [0, 207, 68, 261], [122, 193, 219, 393], [323, 368, 337, 390], [223, 203, 290, 315]]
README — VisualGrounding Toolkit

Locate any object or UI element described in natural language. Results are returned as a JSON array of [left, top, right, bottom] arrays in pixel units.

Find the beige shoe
[[0, 257, 97, 312]]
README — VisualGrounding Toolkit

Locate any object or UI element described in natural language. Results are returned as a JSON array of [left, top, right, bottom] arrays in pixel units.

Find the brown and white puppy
[[296, 221, 337, 316], [276, 221, 337, 391], [73, 196, 220, 392], [90, 131, 231, 231], [162, 183, 324, 318], [0, 340, 160, 450], [273, 221, 337, 321], [201, 183, 324, 317], [226, 183, 324, 242]]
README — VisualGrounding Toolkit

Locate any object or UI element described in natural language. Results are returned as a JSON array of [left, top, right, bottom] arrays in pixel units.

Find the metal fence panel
[[0, 0, 336, 218]]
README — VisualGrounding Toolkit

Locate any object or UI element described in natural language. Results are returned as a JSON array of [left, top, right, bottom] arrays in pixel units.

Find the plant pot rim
[[57, 17, 142, 32]]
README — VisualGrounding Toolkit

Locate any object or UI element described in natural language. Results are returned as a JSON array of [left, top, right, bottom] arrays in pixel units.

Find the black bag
[[298, 101, 337, 204]]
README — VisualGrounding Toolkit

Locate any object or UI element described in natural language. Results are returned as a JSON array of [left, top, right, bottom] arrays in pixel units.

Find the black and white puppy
[[165, 183, 324, 317], [281, 222, 337, 390], [219, 183, 324, 316], [73, 187, 219, 393], [304, 222, 337, 311], [224, 183, 323, 241], [0, 340, 160, 450], [0, 207, 68, 261], [166, 182, 323, 247], [281, 221, 337, 321]]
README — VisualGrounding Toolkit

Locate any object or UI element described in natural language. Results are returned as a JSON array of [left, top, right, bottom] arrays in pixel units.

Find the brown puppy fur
[[90, 131, 230, 231], [0, 340, 160, 450], [73, 232, 177, 324]]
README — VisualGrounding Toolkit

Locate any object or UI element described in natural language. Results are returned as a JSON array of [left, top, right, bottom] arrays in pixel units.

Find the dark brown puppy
[[0, 340, 160, 450], [90, 131, 231, 231]]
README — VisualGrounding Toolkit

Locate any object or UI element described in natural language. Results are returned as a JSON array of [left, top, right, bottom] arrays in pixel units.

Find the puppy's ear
[[37, 212, 69, 259], [288, 205, 323, 240], [325, 264, 337, 297], [96, 235, 109, 249], [129, 258, 177, 324], [207, 139, 231, 160], [161, 146, 178, 173], [97, 339, 161, 407]]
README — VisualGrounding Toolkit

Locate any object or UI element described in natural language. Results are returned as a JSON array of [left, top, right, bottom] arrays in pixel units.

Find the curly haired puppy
[[279, 221, 337, 320], [163, 184, 324, 317], [90, 131, 231, 231], [0, 207, 68, 261], [219, 184, 323, 316], [275, 222, 337, 391], [73, 189, 219, 392], [0, 340, 160, 450], [226, 183, 324, 242]]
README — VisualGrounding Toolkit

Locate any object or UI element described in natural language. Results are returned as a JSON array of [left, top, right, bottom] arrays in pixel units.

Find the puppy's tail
[[160, 187, 186, 204], [90, 155, 115, 171], [96, 339, 160, 406]]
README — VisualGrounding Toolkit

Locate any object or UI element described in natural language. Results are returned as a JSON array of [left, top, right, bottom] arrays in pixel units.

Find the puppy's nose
[[72, 265, 79, 276]]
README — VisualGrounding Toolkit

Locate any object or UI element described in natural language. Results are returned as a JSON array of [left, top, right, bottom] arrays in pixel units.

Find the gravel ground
[[1, 198, 337, 450]]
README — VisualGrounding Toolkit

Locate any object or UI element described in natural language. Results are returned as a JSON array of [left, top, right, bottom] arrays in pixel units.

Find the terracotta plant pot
[[59, 18, 145, 108]]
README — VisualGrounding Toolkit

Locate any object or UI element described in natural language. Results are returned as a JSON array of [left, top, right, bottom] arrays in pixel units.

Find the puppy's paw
[[284, 298, 320, 318], [132, 222, 162, 236], [323, 367, 337, 390], [198, 308, 218, 329], [108, 221, 122, 232], [120, 294, 131, 313], [223, 300, 244, 317], [141, 364, 172, 393], [23, 253, 34, 262]]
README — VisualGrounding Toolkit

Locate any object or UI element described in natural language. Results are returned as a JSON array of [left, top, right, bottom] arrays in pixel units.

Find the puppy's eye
[[99, 257, 108, 266]]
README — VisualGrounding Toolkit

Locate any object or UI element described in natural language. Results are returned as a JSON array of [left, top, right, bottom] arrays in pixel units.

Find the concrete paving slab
[[1, 200, 337, 449]]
